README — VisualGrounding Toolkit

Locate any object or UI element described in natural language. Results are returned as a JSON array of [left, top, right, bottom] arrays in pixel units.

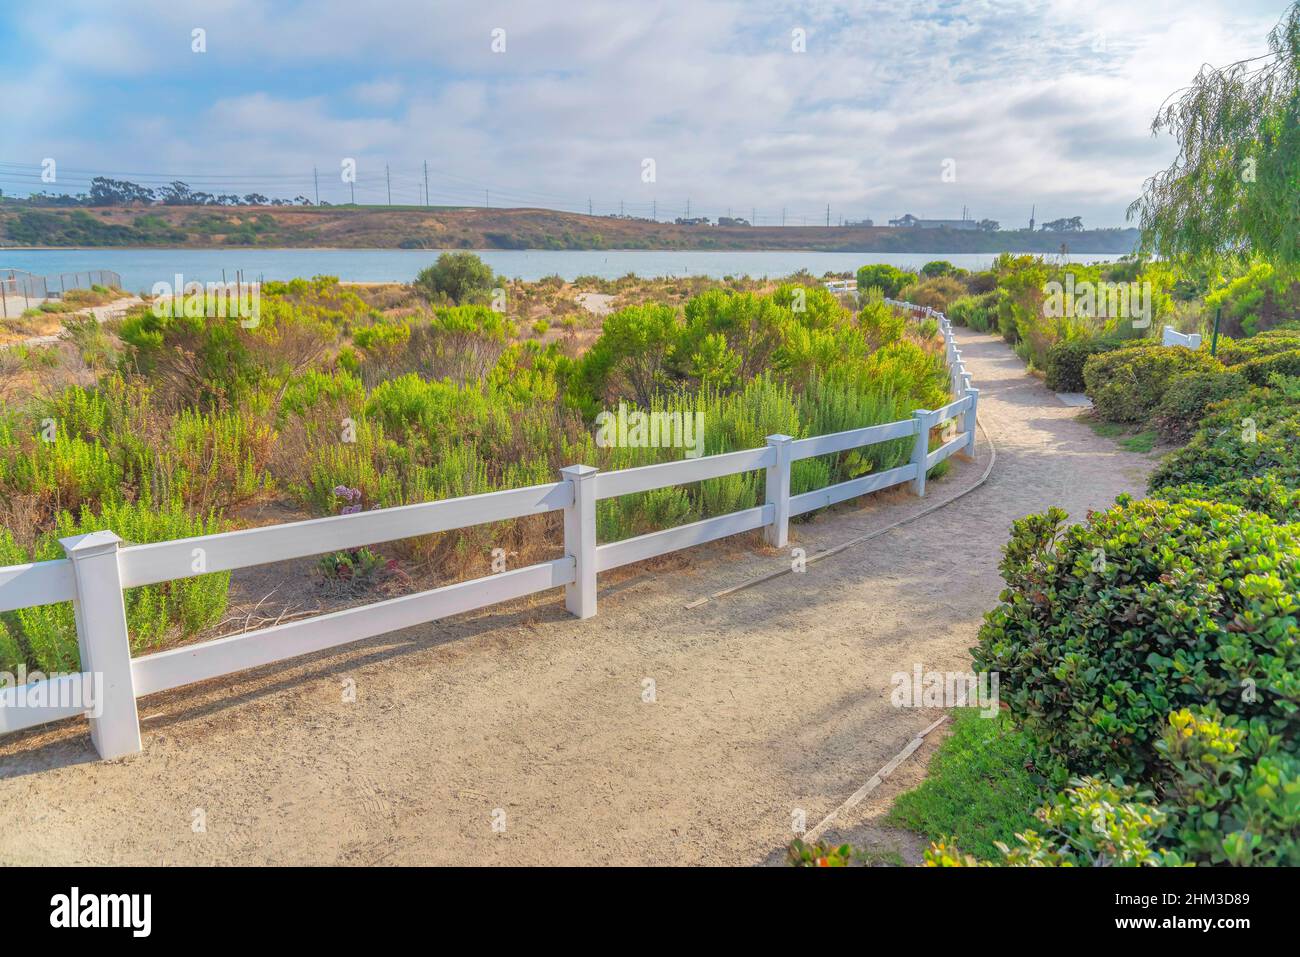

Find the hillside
[[0, 203, 1140, 253]]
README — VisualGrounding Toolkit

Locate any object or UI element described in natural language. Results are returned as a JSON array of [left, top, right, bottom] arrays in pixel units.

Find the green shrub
[[926, 777, 1181, 867], [0, 500, 229, 671], [1043, 337, 1126, 392], [947, 291, 998, 332], [1204, 262, 1300, 337], [1214, 329, 1300, 365], [575, 303, 681, 408], [1234, 348, 1300, 386], [413, 252, 495, 304], [1150, 368, 1248, 441], [899, 275, 966, 313], [1147, 381, 1300, 491], [854, 263, 912, 299], [1082, 345, 1222, 422], [920, 260, 958, 278], [1153, 475, 1300, 523], [974, 498, 1300, 787]]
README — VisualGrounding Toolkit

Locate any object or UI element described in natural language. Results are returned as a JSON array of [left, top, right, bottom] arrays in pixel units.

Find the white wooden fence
[[0, 305, 977, 760], [1162, 326, 1202, 350]]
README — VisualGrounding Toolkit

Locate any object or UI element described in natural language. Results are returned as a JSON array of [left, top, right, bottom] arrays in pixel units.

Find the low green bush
[[1147, 380, 1300, 491], [898, 275, 966, 313], [1152, 475, 1300, 523], [973, 498, 1300, 786], [1214, 329, 1300, 365], [1150, 368, 1248, 441], [1044, 337, 1126, 392], [413, 252, 496, 304], [926, 777, 1181, 867], [1234, 349, 1300, 386], [1082, 345, 1222, 423], [946, 292, 998, 332], [854, 263, 912, 299], [971, 497, 1300, 865], [1203, 262, 1300, 337], [0, 499, 229, 673]]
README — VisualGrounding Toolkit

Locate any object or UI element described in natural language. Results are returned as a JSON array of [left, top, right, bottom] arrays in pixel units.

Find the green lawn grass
[[1085, 417, 1158, 454], [887, 709, 1043, 859]]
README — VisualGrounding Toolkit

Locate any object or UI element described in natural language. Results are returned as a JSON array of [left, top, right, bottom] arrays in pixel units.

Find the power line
[[0, 159, 876, 226]]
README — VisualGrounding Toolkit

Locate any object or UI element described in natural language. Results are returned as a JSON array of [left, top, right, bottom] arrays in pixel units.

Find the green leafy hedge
[[1082, 345, 1222, 423], [1150, 368, 1249, 441], [1147, 380, 1300, 492], [1044, 336, 1126, 392], [971, 497, 1300, 864], [974, 498, 1300, 786]]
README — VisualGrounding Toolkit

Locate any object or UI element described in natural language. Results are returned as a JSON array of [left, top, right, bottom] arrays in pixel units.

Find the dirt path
[[4, 295, 142, 349], [0, 328, 1155, 865]]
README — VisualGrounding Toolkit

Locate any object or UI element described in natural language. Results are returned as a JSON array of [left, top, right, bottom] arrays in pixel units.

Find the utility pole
[[350, 179, 354, 204], [782, 207, 786, 227], [826, 203, 830, 227], [313, 166, 319, 205], [485, 189, 490, 208], [424, 161, 429, 207], [620, 199, 624, 217], [652, 199, 656, 220], [385, 165, 391, 205], [588, 197, 593, 215], [686, 198, 691, 217]]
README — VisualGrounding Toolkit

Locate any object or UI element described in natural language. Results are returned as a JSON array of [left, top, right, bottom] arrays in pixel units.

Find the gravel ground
[[0, 327, 1155, 865]]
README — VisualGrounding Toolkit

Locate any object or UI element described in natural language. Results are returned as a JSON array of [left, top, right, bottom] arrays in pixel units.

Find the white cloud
[[0, 0, 1289, 225]]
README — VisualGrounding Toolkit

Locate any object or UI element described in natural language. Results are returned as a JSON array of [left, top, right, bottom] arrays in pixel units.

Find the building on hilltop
[[887, 213, 979, 230]]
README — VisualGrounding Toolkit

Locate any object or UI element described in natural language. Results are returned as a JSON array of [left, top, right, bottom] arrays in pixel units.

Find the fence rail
[[0, 302, 978, 759], [1162, 325, 1202, 350], [0, 268, 124, 320]]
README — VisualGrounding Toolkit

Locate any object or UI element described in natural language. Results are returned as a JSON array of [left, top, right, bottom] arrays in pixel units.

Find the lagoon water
[[0, 247, 1127, 292]]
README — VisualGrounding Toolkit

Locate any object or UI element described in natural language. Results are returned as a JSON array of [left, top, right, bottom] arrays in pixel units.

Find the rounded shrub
[[1082, 345, 1222, 423], [1150, 368, 1248, 441], [900, 275, 966, 313], [854, 263, 912, 299], [1147, 388, 1300, 492], [1153, 475, 1300, 524], [973, 497, 1300, 785], [946, 291, 998, 332], [1044, 337, 1126, 393]]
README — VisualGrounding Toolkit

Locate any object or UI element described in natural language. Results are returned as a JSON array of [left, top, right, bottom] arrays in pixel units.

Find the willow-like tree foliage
[[1130, 4, 1300, 272]]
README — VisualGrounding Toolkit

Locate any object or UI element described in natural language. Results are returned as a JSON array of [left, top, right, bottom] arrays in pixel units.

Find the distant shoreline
[[0, 204, 1142, 255]]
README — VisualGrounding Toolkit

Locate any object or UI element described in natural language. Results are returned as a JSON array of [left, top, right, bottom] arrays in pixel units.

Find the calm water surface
[[0, 248, 1127, 292]]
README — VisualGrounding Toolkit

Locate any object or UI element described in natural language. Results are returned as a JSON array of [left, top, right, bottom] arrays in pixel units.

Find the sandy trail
[[5, 295, 143, 349], [0, 328, 1155, 865]]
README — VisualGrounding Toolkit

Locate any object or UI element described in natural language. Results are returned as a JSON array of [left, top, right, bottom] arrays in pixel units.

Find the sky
[[0, 0, 1291, 228]]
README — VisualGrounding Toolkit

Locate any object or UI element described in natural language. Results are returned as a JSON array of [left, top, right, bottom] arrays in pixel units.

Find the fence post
[[963, 387, 980, 454], [60, 531, 141, 759], [910, 410, 935, 497], [560, 464, 598, 619], [764, 434, 793, 547]]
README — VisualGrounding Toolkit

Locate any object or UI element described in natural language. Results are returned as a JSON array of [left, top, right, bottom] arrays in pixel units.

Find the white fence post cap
[[60, 531, 123, 557], [560, 464, 598, 479]]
